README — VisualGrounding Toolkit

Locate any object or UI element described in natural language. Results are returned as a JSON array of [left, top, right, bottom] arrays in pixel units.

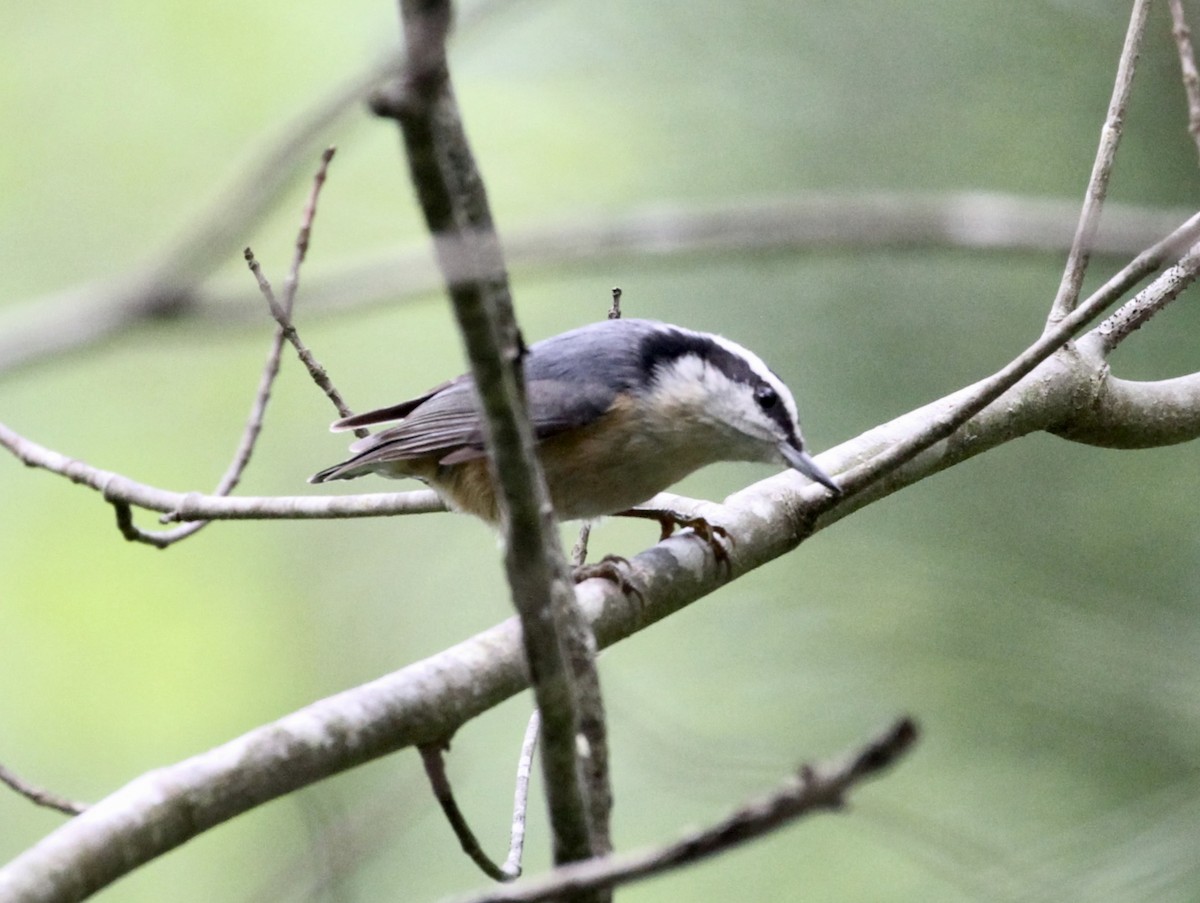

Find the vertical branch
[[374, 0, 612, 877], [1045, 0, 1152, 328], [1169, 0, 1200, 163]]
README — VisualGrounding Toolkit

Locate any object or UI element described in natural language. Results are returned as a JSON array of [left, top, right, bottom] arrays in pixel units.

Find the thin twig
[[506, 710, 541, 878], [1169, 0, 1200, 163], [442, 718, 919, 903], [419, 743, 521, 882], [1046, 0, 1152, 327], [244, 248, 361, 431], [0, 762, 87, 816], [1088, 238, 1200, 354], [570, 523, 593, 567], [606, 288, 622, 320], [0, 419, 444, 519], [242, 145, 362, 431], [281, 146, 337, 316], [118, 150, 345, 546]]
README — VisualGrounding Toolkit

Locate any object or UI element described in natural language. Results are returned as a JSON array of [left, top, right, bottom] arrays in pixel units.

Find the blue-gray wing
[[311, 318, 660, 479]]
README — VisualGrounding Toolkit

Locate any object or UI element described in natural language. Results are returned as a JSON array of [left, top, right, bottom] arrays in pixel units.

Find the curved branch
[[1049, 368, 1200, 449]]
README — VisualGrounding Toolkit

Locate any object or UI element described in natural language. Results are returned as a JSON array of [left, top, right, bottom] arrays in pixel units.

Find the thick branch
[[1049, 370, 1200, 448]]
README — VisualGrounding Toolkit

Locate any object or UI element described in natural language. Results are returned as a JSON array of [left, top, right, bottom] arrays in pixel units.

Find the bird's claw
[[617, 507, 734, 574], [572, 554, 643, 600]]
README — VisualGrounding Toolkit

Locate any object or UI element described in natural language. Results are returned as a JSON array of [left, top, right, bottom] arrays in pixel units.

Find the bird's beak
[[779, 441, 841, 495]]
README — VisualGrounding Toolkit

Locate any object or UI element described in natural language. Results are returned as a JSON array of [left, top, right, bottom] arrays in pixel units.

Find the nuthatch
[[310, 318, 839, 522]]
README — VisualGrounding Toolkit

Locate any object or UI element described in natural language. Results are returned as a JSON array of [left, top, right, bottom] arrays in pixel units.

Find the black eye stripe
[[755, 384, 779, 409], [640, 329, 759, 389], [639, 328, 796, 437]]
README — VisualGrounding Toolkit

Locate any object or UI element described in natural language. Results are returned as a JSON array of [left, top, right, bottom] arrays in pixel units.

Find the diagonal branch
[[1169, 0, 1200, 163], [0, 763, 87, 817], [377, 0, 609, 871], [1046, 0, 1151, 327]]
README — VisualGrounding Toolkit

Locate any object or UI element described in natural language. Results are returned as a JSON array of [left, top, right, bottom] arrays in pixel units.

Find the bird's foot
[[572, 554, 643, 600], [616, 507, 734, 573]]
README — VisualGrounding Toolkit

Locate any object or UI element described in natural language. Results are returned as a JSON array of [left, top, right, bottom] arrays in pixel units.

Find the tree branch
[[1169, 0, 1200, 163], [0, 764, 87, 817], [0, 422, 444, 519], [0, 247, 1193, 898], [1046, 0, 1150, 327], [378, 0, 609, 873], [417, 710, 538, 883]]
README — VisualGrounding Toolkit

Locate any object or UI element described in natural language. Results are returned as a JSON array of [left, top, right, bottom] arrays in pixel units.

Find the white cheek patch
[[652, 355, 713, 408]]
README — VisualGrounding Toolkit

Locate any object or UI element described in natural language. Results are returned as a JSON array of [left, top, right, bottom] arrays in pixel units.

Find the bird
[[309, 318, 839, 524]]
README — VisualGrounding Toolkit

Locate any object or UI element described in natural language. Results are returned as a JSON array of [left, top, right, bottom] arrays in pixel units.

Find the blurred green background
[[3, 1, 1200, 901]]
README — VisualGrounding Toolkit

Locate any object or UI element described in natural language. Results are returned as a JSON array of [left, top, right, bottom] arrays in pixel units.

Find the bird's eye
[[755, 384, 779, 410]]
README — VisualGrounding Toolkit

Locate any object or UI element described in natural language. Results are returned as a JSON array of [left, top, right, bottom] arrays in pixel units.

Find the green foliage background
[[2, 2, 1200, 900]]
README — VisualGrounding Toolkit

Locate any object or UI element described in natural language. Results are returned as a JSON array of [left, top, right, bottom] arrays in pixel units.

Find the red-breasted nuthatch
[[310, 318, 839, 522]]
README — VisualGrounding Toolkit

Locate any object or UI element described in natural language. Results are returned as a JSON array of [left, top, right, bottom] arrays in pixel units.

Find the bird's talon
[[572, 554, 643, 600], [617, 507, 734, 574]]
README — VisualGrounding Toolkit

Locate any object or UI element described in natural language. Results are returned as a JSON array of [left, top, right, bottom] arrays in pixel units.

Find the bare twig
[[1046, 0, 1152, 327], [606, 288, 622, 320], [0, 420, 444, 519], [507, 710, 540, 878], [442, 718, 919, 903], [242, 145, 362, 430], [1170, 0, 1200, 163], [419, 743, 521, 882], [419, 711, 540, 881], [281, 147, 337, 316], [244, 248, 360, 430], [1088, 239, 1200, 355], [0, 762, 87, 817], [111, 150, 345, 546], [570, 523, 593, 567]]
